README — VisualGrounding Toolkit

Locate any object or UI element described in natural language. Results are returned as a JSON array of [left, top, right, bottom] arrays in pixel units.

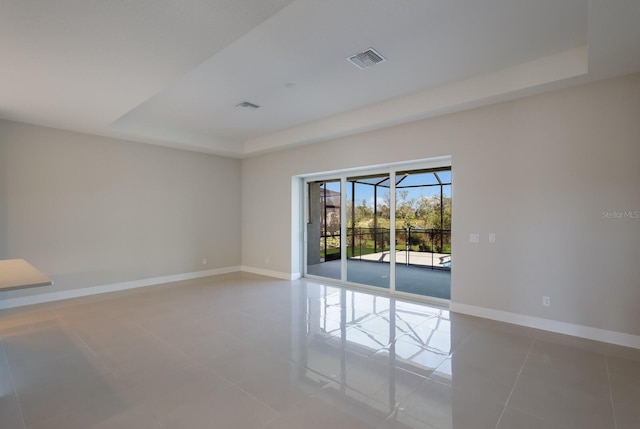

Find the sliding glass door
[[394, 169, 452, 299], [346, 174, 391, 289], [306, 180, 341, 280], [304, 162, 451, 301]]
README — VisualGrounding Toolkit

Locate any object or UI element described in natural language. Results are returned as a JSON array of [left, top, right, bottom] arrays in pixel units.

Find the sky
[[324, 170, 452, 209]]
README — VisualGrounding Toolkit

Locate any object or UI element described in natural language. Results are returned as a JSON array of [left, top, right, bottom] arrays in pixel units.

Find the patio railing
[[320, 228, 452, 269], [346, 227, 451, 269]]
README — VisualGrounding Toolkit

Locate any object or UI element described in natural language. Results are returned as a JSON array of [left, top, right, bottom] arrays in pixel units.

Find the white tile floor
[[1, 272, 639, 429]]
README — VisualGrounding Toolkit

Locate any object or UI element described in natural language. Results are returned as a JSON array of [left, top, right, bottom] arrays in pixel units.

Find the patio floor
[[307, 253, 451, 299], [357, 249, 450, 268]]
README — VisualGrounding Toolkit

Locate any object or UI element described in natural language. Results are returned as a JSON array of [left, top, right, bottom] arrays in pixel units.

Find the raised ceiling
[[1, 0, 639, 157]]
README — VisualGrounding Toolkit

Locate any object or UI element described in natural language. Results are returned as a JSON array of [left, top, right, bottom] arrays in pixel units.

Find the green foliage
[[415, 195, 452, 229], [322, 178, 452, 258]]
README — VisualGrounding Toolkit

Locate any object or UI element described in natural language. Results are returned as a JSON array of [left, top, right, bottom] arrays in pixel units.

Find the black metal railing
[[320, 228, 451, 268], [346, 227, 451, 269]]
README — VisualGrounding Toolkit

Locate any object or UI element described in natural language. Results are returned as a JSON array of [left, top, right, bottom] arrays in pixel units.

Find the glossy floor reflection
[[1, 272, 639, 429], [306, 259, 451, 299]]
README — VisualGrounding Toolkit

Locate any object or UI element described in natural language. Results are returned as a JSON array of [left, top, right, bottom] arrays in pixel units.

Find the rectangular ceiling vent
[[236, 101, 260, 109], [347, 48, 386, 69]]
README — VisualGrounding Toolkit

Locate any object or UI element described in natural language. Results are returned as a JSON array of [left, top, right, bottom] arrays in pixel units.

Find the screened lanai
[[306, 167, 452, 300]]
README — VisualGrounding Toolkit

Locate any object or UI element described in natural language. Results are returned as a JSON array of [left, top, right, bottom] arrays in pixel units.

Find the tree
[[416, 195, 451, 229], [355, 199, 373, 224], [396, 190, 416, 222]]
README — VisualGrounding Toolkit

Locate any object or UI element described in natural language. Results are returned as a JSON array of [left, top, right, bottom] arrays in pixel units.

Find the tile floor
[[1, 272, 639, 429]]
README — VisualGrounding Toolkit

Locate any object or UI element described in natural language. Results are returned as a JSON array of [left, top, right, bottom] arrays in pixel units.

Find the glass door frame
[[301, 157, 451, 304], [345, 170, 394, 291]]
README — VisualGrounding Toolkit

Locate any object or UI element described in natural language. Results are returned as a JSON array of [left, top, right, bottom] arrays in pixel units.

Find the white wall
[[241, 73, 640, 337], [0, 121, 241, 301]]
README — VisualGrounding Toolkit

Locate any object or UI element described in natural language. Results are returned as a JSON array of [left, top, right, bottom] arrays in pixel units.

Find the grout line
[[55, 312, 119, 379], [53, 311, 95, 357], [605, 355, 618, 429], [256, 415, 280, 429], [130, 320, 195, 361], [2, 346, 28, 429], [234, 384, 282, 419], [493, 338, 536, 429]]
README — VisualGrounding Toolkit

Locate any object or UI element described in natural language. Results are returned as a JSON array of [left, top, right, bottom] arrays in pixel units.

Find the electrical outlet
[[202, 258, 207, 265], [489, 233, 496, 243], [470, 233, 480, 243], [542, 296, 551, 307]]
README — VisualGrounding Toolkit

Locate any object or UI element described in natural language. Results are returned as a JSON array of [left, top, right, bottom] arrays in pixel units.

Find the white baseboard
[[240, 266, 299, 280], [3, 267, 638, 350], [0, 266, 241, 310], [450, 302, 640, 350]]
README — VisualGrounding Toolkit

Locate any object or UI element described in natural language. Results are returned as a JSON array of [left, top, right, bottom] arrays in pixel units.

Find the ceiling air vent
[[347, 48, 386, 69], [236, 101, 260, 109]]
